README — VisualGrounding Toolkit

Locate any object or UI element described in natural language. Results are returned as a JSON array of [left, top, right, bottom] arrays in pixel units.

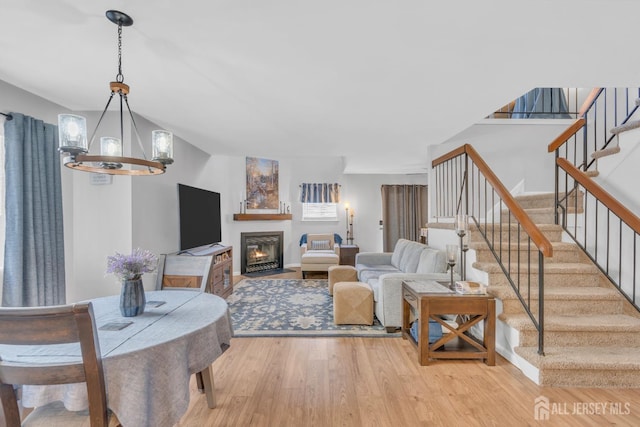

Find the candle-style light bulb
[[446, 244, 458, 263]]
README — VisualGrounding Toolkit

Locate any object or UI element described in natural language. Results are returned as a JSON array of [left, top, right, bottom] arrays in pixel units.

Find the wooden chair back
[[155, 254, 213, 291], [0, 302, 109, 427]]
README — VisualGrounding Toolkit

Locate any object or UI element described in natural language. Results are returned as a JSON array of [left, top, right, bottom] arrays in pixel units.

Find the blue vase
[[120, 279, 146, 317]]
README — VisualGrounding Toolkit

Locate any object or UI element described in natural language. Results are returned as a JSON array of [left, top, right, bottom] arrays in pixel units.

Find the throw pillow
[[310, 240, 331, 250], [416, 248, 448, 274]]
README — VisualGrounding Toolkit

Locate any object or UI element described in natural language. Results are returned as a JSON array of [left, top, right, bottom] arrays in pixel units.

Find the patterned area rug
[[228, 278, 400, 337]]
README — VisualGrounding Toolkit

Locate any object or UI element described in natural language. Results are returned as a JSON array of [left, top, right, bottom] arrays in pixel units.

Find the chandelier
[[57, 10, 173, 176]]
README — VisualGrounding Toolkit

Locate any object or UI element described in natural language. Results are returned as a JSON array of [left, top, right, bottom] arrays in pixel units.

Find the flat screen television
[[177, 184, 222, 250]]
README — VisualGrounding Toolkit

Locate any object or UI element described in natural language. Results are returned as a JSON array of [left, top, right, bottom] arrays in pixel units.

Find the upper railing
[[489, 88, 584, 119], [547, 87, 640, 312], [432, 144, 552, 355], [555, 159, 639, 310], [548, 88, 640, 174]]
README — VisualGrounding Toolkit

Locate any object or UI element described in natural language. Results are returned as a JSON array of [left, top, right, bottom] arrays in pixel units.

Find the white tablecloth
[[0, 290, 233, 427]]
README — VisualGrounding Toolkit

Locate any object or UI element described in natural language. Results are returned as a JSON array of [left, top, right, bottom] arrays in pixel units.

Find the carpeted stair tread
[[610, 119, 640, 135], [591, 145, 621, 159], [499, 313, 640, 332], [488, 285, 621, 301], [515, 346, 640, 370], [473, 261, 598, 274], [469, 241, 576, 252]]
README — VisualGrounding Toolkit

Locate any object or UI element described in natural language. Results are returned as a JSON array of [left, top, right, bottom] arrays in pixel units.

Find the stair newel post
[[460, 152, 470, 281], [554, 150, 559, 226], [464, 151, 469, 219], [582, 113, 589, 180], [538, 253, 545, 356]]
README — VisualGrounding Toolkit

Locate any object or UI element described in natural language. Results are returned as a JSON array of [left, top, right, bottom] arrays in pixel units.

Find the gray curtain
[[299, 183, 340, 203], [512, 88, 571, 119], [381, 185, 428, 252], [3, 113, 65, 307]]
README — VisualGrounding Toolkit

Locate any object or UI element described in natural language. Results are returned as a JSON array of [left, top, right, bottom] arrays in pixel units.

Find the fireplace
[[241, 231, 284, 274]]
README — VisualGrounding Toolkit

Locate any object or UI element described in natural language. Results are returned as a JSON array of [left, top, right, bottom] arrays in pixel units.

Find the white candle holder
[[446, 244, 458, 289], [455, 214, 469, 280]]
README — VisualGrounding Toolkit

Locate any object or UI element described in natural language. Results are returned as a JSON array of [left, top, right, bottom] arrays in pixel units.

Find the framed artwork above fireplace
[[246, 157, 279, 211]]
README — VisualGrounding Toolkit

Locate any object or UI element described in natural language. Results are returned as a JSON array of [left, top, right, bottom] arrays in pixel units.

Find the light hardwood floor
[[175, 270, 640, 426]]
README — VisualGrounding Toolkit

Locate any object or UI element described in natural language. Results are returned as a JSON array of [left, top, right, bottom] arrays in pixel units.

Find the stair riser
[[513, 196, 555, 210], [500, 209, 555, 224], [487, 272, 601, 287], [518, 330, 640, 347], [515, 192, 583, 210], [526, 211, 556, 224], [499, 210, 583, 225], [501, 298, 623, 316], [470, 229, 563, 244], [540, 369, 640, 388], [474, 248, 583, 264]]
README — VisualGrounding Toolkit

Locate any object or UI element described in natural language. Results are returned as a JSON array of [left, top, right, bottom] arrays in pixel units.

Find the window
[[301, 203, 338, 221]]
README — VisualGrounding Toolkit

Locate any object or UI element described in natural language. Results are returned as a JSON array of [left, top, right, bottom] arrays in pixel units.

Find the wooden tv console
[[162, 245, 233, 299]]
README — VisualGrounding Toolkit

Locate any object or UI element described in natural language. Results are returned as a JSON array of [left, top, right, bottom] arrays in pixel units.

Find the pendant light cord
[[116, 23, 124, 83]]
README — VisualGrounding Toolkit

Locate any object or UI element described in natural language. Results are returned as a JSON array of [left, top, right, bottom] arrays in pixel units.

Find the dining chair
[[155, 254, 214, 291], [0, 303, 120, 427], [154, 253, 215, 394]]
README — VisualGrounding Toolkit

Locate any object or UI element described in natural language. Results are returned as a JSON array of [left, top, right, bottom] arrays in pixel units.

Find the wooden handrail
[[432, 144, 554, 257], [465, 145, 553, 257], [578, 88, 603, 117], [557, 158, 640, 233], [431, 145, 466, 168], [547, 88, 601, 153], [547, 118, 585, 153]]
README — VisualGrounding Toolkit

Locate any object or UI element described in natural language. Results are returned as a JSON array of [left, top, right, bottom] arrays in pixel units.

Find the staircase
[[471, 192, 640, 387]]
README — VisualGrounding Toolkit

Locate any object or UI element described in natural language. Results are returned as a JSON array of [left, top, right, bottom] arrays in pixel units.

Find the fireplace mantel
[[233, 213, 292, 221]]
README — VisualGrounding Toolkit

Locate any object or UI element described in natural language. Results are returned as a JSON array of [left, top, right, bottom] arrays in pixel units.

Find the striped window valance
[[299, 183, 341, 203]]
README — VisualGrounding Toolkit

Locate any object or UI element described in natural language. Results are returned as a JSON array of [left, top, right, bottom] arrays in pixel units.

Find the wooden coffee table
[[401, 280, 495, 366]]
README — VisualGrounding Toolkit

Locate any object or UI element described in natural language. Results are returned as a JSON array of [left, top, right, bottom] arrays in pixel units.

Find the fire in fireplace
[[240, 231, 284, 274]]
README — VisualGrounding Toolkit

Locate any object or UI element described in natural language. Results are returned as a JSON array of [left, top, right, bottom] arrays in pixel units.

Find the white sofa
[[355, 239, 455, 332]]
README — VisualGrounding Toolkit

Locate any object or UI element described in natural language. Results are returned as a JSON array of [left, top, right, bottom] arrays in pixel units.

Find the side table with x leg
[[402, 280, 495, 366]]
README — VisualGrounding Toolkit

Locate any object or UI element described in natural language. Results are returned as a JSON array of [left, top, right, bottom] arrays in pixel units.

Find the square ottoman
[[328, 265, 358, 295], [333, 281, 373, 325]]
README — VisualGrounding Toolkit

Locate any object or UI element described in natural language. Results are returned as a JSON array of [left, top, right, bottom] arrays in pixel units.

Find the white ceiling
[[1, 0, 640, 173]]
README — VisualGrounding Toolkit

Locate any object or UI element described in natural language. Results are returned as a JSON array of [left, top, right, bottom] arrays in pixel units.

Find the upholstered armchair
[[300, 233, 340, 278]]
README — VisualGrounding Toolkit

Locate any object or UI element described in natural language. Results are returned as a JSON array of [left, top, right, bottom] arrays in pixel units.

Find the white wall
[[427, 120, 573, 220], [344, 173, 428, 253], [0, 79, 222, 301], [195, 154, 428, 274], [592, 117, 640, 216], [0, 78, 452, 301], [131, 114, 211, 255]]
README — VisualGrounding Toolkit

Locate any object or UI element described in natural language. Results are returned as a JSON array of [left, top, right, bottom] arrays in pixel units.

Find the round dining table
[[1, 290, 233, 427]]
